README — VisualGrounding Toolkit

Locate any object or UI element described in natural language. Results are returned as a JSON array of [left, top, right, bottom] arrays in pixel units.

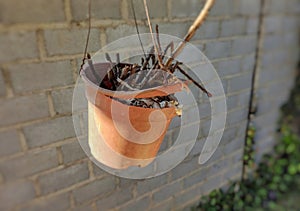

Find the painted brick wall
[[0, 0, 299, 210]]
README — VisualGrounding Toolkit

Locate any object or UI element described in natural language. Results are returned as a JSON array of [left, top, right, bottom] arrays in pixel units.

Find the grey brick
[[220, 127, 237, 145], [286, 0, 300, 13], [151, 198, 173, 211], [21, 192, 70, 211], [220, 18, 247, 37], [0, 148, 57, 181], [153, 181, 182, 203], [238, 90, 251, 107], [188, 138, 206, 158], [0, 0, 65, 24], [0, 70, 5, 97], [200, 174, 223, 195], [264, 16, 283, 33], [9, 61, 74, 93], [0, 31, 38, 62], [73, 177, 116, 204], [222, 138, 244, 155], [106, 24, 148, 43], [192, 20, 219, 41], [39, 162, 89, 194], [44, 29, 100, 56], [226, 107, 249, 127], [205, 40, 231, 60], [171, 155, 199, 180], [92, 162, 107, 177], [0, 130, 21, 157], [52, 88, 73, 115], [182, 167, 209, 189], [96, 185, 133, 210], [52, 85, 86, 115], [231, 37, 257, 56], [0, 94, 49, 127], [282, 17, 300, 32], [71, 204, 94, 211], [226, 94, 239, 111], [210, 0, 233, 16], [247, 18, 259, 34], [147, 22, 189, 40], [223, 163, 243, 181], [228, 73, 252, 93], [171, 0, 205, 18], [238, 0, 260, 15], [215, 57, 241, 78], [129, 0, 167, 19], [0, 180, 36, 210], [265, 0, 286, 13], [24, 116, 76, 148], [262, 34, 284, 51], [174, 185, 201, 207], [241, 54, 255, 72], [119, 195, 151, 211], [136, 174, 168, 195], [61, 141, 86, 164], [71, 0, 121, 21]]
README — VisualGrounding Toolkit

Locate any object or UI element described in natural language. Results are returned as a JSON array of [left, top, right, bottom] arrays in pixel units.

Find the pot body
[[82, 63, 181, 169]]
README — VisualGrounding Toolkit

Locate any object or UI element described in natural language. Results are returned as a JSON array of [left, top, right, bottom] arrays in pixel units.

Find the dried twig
[[117, 78, 139, 91], [166, 0, 215, 67], [130, 0, 146, 58], [176, 64, 212, 97], [79, 0, 92, 74], [143, 0, 164, 68]]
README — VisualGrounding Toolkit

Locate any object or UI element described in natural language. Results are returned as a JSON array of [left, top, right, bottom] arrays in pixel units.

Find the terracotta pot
[[81, 63, 185, 169]]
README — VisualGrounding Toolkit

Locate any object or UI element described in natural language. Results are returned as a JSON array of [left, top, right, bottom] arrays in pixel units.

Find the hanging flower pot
[[78, 0, 215, 169], [81, 62, 187, 169]]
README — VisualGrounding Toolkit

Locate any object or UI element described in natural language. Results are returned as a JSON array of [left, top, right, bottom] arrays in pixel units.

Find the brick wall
[[0, 0, 299, 210]]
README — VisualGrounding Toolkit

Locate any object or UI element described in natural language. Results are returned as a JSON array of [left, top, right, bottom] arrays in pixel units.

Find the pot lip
[[81, 62, 190, 99], [90, 95, 178, 121]]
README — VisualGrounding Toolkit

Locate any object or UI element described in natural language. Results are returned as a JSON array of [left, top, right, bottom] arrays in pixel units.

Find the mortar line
[[36, 29, 47, 61]]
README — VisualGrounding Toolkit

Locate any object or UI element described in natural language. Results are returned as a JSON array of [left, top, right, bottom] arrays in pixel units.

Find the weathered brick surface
[[23, 116, 76, 148], [9, 61, 74, 93], [0, 148, 58, 181], [0, 130, 21, 157], [0, 32, 38, 62], [152, 181, 182, 203], [39, 162, 89, 194], [237, 0, 261, 16], [171, 0, 205, 18], [71, 0, 121, 21], [44, 29, 100, 56], [0, 0, 65, 24], [119, 195, 151, 211], [21, 192, 70, 211], [128, 0, 167, 19], [96, 185, 133, 210], [205, 40, 232, 60], [73, 177, 116, 204], [0, 71, 5, 97], [0, 0, 299, 210], [220, 18, 247, 37], [0, 94, 49, 127], [0, 180, 36, 210], [61, 141, 86, 164]]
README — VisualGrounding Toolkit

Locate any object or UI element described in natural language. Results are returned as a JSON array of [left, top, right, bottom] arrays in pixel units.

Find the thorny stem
[[166, 0, 215, 67], [79, 0, 92, 74]]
